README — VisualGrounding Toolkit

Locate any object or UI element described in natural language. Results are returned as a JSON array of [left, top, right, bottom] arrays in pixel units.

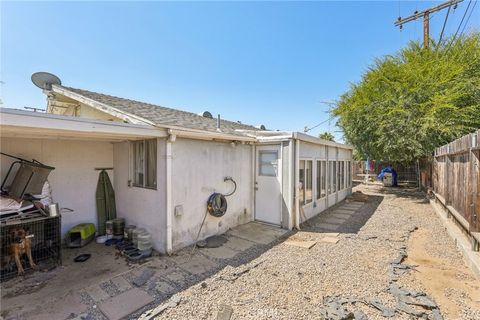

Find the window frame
[[299, 159, 313, 206], [131, 139, 157, 190], [258, 150, 279, 177], [339, 160, 345, 191], [316, 159, 327, 200], [305, 160, 313, 204], [347, 160, 352, 188], [299, 160, 305, 205], [328, 160, 337, 195]]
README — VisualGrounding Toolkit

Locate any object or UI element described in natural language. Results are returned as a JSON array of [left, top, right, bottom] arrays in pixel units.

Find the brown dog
[[8, 228, 36, 275]]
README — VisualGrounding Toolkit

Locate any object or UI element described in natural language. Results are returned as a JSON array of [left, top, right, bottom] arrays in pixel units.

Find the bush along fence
[[432, 129, 480, 251]]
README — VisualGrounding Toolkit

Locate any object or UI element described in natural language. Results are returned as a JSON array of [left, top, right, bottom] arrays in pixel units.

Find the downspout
[[251, 143, 255, 222], [294, 135, 301, 229], [325, 145, 329, 208], [166, 131, 176, 254]]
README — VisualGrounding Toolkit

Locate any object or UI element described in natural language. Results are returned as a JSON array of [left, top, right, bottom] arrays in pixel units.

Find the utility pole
[[394, 0, 463, 49]]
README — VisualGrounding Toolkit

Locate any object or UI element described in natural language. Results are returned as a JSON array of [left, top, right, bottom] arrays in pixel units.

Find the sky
[[1, 1, 479, 141]]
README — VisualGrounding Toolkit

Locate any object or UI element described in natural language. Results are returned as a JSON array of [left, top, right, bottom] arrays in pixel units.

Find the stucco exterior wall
[[171, 138, 253, 250], [113, 139, 167, 252], [0, 137, 113, 236]]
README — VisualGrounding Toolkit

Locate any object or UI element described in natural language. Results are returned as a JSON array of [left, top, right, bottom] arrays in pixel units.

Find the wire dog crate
[[1, 214, 61, 281]]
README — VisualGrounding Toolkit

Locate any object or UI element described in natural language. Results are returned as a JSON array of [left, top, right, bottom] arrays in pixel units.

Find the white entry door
[[255, 145, 282, 225]]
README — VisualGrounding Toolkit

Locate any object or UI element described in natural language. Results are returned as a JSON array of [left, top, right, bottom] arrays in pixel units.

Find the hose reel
[[192, 177, 238, 254], [206, 177, 237, 217], [207, 193, 227, 217]]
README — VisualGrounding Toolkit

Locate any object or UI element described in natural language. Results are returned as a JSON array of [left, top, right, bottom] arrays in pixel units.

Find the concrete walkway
[[305, 201, 365, 232]]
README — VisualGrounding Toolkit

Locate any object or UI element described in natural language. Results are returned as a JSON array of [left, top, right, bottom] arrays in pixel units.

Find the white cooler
[[382, 173, 393, 187]]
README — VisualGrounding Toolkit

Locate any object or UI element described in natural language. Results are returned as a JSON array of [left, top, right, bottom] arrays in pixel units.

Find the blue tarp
[[377, 166, 398, 186]]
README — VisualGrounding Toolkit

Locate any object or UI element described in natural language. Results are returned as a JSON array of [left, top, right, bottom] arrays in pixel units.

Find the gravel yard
[[150, 184, 480, 320], [3, 183, 479, 320]]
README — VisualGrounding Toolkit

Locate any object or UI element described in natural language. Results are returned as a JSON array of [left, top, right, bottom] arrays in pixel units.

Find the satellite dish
[[256, 124, 266, 130], [31, 72, 61, 90]]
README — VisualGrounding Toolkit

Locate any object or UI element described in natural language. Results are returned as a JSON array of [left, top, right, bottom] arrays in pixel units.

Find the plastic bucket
[[124, 225, 136, 240], [106, 220, 114, 235], [132, 228, 146, 246], [137, 233, 152, 251]]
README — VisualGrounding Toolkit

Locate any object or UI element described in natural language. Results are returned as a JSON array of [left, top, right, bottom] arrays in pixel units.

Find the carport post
[[166, 133, 175, 254]]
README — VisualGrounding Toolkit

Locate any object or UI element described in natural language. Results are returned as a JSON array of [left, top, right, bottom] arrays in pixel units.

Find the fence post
[[445, 155, 451, 205], [470, 141, 479, 233]]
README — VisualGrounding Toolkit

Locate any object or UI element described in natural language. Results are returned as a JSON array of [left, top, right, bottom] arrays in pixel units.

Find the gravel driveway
[[150, 184, 480, 320]]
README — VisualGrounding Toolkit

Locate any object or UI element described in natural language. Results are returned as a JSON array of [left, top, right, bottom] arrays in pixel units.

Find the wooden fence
[[353, 160, 418, 184], [432, 129, 480, 248]]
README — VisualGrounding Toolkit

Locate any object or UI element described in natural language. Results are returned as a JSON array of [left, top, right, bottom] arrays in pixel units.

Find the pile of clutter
[[96, 218, 153, 261]]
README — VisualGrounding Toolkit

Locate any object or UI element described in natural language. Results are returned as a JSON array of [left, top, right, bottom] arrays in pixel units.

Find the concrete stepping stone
[[330, 213, 352, 220], [201, 245, 239, 259], [224, 236, 256, 252], [164, 269, 190, 286], [284, 239, 317, 249], [98, 288, 154, 320], [177, 254, 218, 275], [133, 269, 156, 287], [324, 217, 347, 225], [343, 202, 363, 207], [320, 236, 340, 244], [332, 209, 356, 215], [112, 276, 132, 292], [87, 284, 110, 302], [153, 280, 175, 295], [314, 223, 339, 231], [319, 232, 340, 237], [227, 222, 288, 244]]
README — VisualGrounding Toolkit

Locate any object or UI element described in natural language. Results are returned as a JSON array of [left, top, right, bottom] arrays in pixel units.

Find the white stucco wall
[[0, 137, 114, 236], [113, 139, 167, 253], [171, 138, 253, 250]]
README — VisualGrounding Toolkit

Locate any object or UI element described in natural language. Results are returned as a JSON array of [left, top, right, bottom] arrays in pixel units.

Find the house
[[0, 73, 353, 254]]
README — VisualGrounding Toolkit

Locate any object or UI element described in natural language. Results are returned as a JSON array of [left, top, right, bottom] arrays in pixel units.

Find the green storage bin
[[65, 223, 96, 248]]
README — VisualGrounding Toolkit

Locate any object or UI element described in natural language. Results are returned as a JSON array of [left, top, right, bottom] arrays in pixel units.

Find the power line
[[303, 101, 337, 133], [438, 4, 452, 44], [452, 0, 472, 40], [446, 0, 473, 51], [304, 116, 335, 133], [459, 0, 477, 38]]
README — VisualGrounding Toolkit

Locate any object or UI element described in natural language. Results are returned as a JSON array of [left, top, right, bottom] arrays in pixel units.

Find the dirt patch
[[406, 227, 480, 319]]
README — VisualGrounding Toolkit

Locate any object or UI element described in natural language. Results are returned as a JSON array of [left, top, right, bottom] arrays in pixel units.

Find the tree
[[332, 33, 480, 163], [319, 132, 335, 141]]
